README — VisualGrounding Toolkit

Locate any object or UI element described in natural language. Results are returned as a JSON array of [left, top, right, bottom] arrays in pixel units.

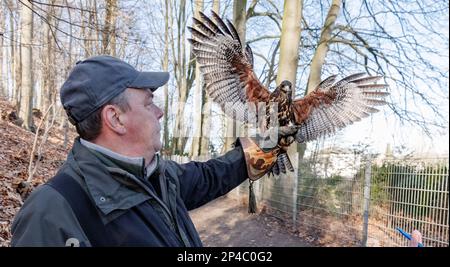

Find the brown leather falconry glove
[[239, 125, 299, 181], [239, 138, 280, 181], [238, 124, 299, 213]]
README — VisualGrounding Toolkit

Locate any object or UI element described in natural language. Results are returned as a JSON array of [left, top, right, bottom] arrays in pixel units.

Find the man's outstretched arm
[[171, 125, 298, 210]]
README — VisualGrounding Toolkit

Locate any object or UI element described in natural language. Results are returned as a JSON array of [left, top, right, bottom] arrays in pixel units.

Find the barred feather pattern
[[188, 11, 270, 123], [189, 12, 390, 176], [295, 74, 389, 143], [269, 151, 294, 176]]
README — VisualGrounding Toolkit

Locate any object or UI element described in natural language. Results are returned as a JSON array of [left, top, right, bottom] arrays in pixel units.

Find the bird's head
[[280, 80, 292, 93]]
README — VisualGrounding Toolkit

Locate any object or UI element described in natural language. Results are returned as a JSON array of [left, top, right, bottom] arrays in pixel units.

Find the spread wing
[[188, 11, 270, 123], [293, 73, 389, 143]]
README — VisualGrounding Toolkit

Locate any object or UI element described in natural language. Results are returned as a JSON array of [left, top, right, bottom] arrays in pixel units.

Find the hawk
[[188, 11, 389, 175]]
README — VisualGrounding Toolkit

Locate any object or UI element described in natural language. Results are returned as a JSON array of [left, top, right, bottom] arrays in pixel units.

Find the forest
[[0, 0, 448, 247]]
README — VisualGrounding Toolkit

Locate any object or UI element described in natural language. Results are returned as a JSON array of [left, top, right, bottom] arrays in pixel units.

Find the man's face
[[120, 88, 164, 163]]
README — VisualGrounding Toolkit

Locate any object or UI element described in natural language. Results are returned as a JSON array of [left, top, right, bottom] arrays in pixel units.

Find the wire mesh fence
[[166, 152, 449, 247], [254, 155, 449, 247], [368, 158, 449, 247]]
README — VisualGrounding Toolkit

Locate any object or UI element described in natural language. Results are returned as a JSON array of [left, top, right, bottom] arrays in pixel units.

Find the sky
[[332, 110, 449, 157]]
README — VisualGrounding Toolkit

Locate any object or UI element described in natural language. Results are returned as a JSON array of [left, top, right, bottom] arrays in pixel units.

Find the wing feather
[[225, 19, 242, 45], [189, 11, 270, 123], [294, 74, 389, 143], [199, 11, 223, 35], [192, 17, 216, 37], [188, 26, 210, 42], [211, 11, 233, 36]]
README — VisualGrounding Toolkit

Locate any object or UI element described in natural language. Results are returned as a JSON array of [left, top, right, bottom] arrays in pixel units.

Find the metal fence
[[253, 152, 367, 246], [166, 153, 449, 247], [253, 155, 449, 247], [367, 158, 449, 247]]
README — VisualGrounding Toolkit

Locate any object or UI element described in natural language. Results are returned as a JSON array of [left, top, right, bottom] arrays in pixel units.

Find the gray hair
[[75, 91, 131, 141]]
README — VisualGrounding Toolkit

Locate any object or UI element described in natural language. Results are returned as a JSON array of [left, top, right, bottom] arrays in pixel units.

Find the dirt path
[[189, 196, 312, 247]]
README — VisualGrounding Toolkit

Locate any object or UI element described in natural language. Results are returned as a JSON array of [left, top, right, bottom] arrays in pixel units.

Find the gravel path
[[189, 196, 312, 247]]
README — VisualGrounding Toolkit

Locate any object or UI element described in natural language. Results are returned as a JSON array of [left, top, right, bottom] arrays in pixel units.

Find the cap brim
[[129, 71, 170, 91]]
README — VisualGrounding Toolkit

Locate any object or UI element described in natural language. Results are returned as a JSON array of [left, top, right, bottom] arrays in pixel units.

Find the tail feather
[[280, 152, 294, 172], [271, 161, 280, 176], [269, 151, 294, 176], [279, 157, 286, 173]]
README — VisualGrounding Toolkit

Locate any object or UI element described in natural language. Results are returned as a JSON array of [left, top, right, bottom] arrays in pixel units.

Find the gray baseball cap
[[60, 55, 169, 125]]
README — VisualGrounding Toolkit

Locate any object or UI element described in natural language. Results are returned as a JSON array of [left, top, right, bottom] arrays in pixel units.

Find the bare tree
[[306, 0, 340, 93], [276, 0, 303, 87], [296, 0, 341, 160], [0, 2, 5, 97], [40, 0, 58, 114], [0, 0, 444, 157], [246, 0, 448, 159], [171, 0, 195, 155], [18, 0, 35, 131], [190, 0, 204, 157], [62, 0, 73, 149], [7, 0, 21, 108], [300, 0, 449, 135], [102, 0, 117, 56], [162, 0, 171, 155]]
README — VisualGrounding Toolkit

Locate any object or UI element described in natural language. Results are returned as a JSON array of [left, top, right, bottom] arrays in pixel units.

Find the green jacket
[[11, 138, 248, 246]]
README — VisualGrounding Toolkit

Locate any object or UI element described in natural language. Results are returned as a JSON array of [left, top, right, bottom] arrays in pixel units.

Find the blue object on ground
[[396, 227, 424, 247]]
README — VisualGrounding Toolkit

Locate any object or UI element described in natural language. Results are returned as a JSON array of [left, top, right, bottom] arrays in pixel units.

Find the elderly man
[[11, 55, 296, 246]]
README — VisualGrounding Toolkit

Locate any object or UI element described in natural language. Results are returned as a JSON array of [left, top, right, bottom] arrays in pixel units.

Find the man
[[11, 55, 296, 246]]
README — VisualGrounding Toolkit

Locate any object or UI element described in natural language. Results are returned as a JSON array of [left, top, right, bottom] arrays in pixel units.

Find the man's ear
[[102, 105, 127, 135]]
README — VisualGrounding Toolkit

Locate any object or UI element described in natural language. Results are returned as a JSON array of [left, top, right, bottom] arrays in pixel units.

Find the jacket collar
[[69, 138, 158, 215], [80, 138, 159, 179]]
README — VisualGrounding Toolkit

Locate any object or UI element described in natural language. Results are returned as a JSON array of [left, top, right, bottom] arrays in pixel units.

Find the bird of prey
[[188, 11, 389, 175]]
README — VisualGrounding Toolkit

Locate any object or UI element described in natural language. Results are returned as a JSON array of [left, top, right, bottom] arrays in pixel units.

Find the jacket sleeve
[[169, 141, 248, 210], [11, 184, 91, 247]]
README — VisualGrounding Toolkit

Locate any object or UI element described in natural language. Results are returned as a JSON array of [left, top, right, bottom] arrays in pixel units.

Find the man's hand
[[409, 230, 423, 247]]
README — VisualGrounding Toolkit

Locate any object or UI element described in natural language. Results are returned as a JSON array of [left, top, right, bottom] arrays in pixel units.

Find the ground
[[190, 196, 312, 247]]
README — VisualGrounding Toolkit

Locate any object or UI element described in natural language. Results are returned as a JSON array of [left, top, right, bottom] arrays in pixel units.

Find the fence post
[[362, 157, 372, 247]]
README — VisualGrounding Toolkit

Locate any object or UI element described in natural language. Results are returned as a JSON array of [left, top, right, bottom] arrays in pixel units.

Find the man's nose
[[156, 106, 164, 119]]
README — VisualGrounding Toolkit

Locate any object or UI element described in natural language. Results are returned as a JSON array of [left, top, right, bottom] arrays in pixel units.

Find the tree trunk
[[276, 0, 303, 173], [6, 1, 15, 102], [0, 5, 5, 97], [12, 2, 21, 109], [19, 0, 34, 131], [62, 0, 73, 149], [222, 0, 247, 153], [102, 0, 118, 56], [82, 0, 97, 57], [172, 0, 194, 155], [92, 0, 101, 53], [299, 0, 340, 160], [162, 0, 171, 155], [276, 0, 302, 86], [172, 0, 187, 154], [212, 0, 220, 15], [306, 0, 341, 93], [80, 1, 90, 56], [41, 0, 56, 113], [190, 0, 204, 157]]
